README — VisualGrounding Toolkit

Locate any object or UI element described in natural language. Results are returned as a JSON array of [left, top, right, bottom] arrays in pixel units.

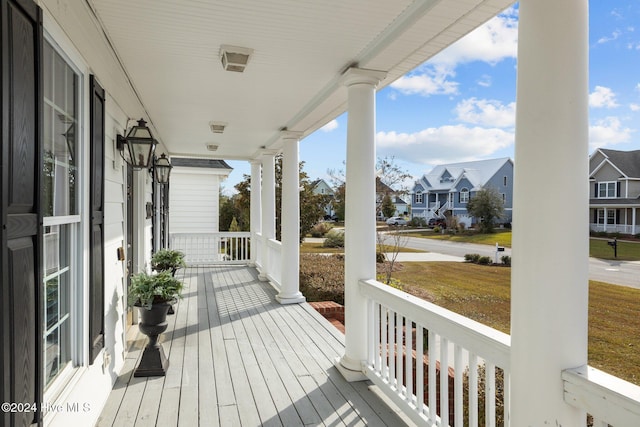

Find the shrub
[[299, 254, 344, 304], [323, 229, 345, 248], [433, 226, 441, 233], [376, 252, 386, 263], [477, 256, 492, 265], [310, 222, 333, 238], [408, 217, 427, 227], [465, 253, 481, 263], [128, 271, 183, 309], [463, 364, 505, 426], [501, 255, 511, 266]]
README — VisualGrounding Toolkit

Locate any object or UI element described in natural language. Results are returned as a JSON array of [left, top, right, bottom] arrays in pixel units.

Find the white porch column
[[250, 159, 262, 267], [633, 208, 637, 235], [277, 131, 305, 304], [511, 0, 589, 425], [259, 152, 276, 281], [337, 67, 386, 381]]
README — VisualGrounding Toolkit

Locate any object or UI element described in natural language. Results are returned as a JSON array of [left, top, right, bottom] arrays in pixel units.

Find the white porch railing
[[170, 232, 251, 265], [265, 238, 282, 290], [590, 223, 637, 235], [360, 279, 511, 427], [563, 366, 640, 426]]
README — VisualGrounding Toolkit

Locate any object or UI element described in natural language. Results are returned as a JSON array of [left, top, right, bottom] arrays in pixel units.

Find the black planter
[[134, 301, 171, 377]]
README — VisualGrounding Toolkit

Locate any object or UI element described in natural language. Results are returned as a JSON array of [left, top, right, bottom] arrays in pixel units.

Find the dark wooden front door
[[1, 0, 43, 425]]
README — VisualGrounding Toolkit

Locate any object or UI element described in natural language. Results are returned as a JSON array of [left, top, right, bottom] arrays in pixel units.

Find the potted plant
[[150, 248, 186, 276], [128, 271, 183, 377]]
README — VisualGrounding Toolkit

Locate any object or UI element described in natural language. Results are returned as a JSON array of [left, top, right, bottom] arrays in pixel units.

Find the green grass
[[392, 262, 640, 385], [589, 238, 640, 261]]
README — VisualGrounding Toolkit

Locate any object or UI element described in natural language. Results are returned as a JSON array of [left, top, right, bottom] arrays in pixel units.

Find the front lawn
[[391, 262, 640, 385]]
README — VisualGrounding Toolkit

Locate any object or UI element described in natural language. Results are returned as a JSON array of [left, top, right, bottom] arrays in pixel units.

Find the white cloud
[[376, 125, 514, 165], [477, 75, 492, 88], [454, 98, 516, 128], [391, 66, 458, 97], [630, 104, 640, 112], [589, 117, 633, 149], [390, 9, 517, 98], [589, 86, 619, 108], [636, 83, 640, 92], [430, 8, 518, 67], [597, 30, 622, 44], [320, 119, 338, 132]]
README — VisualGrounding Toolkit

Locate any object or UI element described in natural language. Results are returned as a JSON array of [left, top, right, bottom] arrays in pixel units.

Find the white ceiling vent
[[220, 45, 253, 72], [209, 121, 227, 134], [206, 144, 219, 152]]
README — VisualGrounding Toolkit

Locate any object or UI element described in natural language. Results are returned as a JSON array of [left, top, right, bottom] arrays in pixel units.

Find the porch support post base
[[335, 356, 367, 382], [258, 272, 269, 282], [275, 292, 306, 305]]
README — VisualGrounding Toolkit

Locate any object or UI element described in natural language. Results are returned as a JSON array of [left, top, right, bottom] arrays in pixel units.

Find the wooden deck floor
[[96, 266, 411, 427]]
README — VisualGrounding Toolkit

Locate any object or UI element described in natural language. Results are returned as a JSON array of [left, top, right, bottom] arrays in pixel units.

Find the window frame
[[597, 181, 617, 198], [42, 31, 88, 398], [460, 188, 469, 204], [415, 191, 423, 204]]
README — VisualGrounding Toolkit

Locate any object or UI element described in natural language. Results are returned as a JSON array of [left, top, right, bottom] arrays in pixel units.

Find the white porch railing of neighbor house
[[266, 238, 282, 290], [590, 223, 637, 235], [360, 279, 511, 427], [170, 232, 251, 265]]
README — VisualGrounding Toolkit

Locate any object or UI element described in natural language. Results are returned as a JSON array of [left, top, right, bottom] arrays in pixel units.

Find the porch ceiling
[[88, 0, 514, 160]]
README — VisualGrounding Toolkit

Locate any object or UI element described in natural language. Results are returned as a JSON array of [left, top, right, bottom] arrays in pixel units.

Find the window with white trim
[[415, 191, 423, 204], [596, 209, 616, 225], [42, 39, 83, 390], [598, 182, 616, 198], [460, 188, 469, 203]]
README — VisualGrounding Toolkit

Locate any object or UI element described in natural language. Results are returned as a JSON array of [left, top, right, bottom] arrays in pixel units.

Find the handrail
[[563, 366, 640, 426], [170, 232, 251, 266]]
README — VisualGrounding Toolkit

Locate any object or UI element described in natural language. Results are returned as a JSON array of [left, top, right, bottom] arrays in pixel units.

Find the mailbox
[[607, 240, 616, 247], [497, 247, 505, 252]]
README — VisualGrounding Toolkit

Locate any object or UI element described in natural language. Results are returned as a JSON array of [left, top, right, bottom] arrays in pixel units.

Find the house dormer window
[[460, 188, 469, 203], [415, 191, 423, 204], [597, 181, 617, 198]]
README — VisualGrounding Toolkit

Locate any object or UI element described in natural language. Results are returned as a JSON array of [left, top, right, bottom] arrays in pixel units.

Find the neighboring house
[[311, 178, 336, 218], [410, 158, 514, 227], [589, 148, 640, 235], [375, 177, 408, 218]]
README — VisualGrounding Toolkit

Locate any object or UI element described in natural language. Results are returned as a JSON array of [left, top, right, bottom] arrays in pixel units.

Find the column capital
[[260, 149, 278, 158], [341, 67, 387, 88], [280, 130, 304, 141], [250, 158, 262, 165]]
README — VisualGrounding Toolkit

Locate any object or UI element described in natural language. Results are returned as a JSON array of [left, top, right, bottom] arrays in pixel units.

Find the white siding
[[169, 168, 221, 233]]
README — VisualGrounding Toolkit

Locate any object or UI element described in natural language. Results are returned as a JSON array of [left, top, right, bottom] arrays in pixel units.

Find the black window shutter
[[89, 75, 105, 364], [616, 210, 621, 224], [1, 0, 43, 425], [617, 182, 621, 198]]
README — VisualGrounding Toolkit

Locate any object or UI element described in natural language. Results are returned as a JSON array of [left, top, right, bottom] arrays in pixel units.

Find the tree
[[327, 156, 412, 219], [381, 194, 396, 219], [229, 155, 329, 242], [466, 187, 505, 233]]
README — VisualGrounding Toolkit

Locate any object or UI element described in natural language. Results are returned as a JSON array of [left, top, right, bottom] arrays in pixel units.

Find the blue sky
[[224, 1, 640, 194]]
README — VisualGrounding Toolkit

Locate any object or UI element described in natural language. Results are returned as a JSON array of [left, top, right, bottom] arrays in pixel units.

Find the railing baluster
[[416, 325, 425, 415], [389, 309, 396, 388], [381, 306, 388, 381], [406, 320, 413, 404], [486, 362, 496, 427], [374, 302, 381, 373], [504, 370, 510, 427], [454, 344, 463, 427], [470, 353, 478, 427], [397, 314, 404, 395], [440, 337, 449, 427], [428, 330, 437, 422]]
